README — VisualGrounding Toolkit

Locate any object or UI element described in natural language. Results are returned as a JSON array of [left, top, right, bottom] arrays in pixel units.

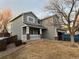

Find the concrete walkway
[[0, 43, 25, 58]]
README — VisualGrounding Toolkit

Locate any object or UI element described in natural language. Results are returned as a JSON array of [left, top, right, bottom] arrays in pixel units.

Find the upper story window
[[27, 16, 35, 23]]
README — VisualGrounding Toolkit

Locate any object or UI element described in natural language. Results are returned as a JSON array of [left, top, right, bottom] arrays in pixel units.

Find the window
[[23, 27, 26, 35], [38, 20, 41, 24], [29, 28, 40, 34], [29, 17, 33, 22], [27, 16, 35, 23]]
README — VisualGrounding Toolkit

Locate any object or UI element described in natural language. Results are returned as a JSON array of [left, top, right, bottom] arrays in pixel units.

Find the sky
[[0, 0, 50, 19]]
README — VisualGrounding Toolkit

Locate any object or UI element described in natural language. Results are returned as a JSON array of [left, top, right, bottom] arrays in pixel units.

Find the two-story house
[[10, 12, 65, 42], [11, 12, 46, 42]]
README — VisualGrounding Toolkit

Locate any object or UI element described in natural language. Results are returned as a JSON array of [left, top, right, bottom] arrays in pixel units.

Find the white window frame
[[27, 16, 35, 23], [21, 25, 27, 35]]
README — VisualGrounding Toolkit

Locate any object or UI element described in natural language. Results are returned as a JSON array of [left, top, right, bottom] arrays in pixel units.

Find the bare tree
[[45, 0, 79, 42], [0, 8, 12, 36]]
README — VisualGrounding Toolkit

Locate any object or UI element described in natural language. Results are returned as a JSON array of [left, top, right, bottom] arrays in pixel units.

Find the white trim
[[21, 25, 27, 35], [21, 25, 27, 42], [54, 27, 57, 37], [21, 26, 23, 41], [40, 29, 42, 34], [21, 24, 27, 27], [22, 14, 24, 23], [26, 26, 29, 34], [27, 16, 35, 23], [30, 34, 41, 40]]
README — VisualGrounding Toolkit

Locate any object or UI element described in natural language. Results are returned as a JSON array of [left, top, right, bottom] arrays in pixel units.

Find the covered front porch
[[21, 25, 45, 42]]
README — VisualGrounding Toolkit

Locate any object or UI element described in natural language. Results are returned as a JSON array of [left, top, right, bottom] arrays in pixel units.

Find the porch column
[[54, 27, 58, 40], [26, 26, 29, 34], [40, 29, 42, 38], [26, 26, 30, 40]]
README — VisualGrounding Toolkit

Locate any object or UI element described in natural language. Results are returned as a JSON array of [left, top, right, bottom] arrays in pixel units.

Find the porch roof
[[24, 23, 46, 29]]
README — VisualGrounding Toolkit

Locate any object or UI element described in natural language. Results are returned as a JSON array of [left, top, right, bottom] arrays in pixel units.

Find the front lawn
[[1, 40, 79, 59]]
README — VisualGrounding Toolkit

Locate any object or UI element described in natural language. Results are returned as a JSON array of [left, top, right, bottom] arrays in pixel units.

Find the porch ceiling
[[24, 23, 46, 29]]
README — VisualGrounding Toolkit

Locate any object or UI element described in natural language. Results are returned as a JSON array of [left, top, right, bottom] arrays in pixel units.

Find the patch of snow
[[0, 37, 8, 40]]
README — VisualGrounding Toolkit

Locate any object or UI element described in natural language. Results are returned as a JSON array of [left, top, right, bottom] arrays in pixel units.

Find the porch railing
[[30, 34, 41, 40]]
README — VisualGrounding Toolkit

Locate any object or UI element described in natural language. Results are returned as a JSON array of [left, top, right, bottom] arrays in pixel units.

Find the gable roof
[[40, 15, 59, 21], [10, 11, 39, 22], [40, 16, 53, 21]]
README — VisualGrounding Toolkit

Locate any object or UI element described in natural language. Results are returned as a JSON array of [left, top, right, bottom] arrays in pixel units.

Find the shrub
[[7, 35, 17, 44], [15, 40, 22, 46], [22, 42, 27, 45], [0, 39, 7, 51]]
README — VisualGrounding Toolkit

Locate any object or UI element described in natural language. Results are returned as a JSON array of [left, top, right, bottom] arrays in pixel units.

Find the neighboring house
[[40, 15, 65, 39], [11, 12, 46, 42], [10, 12, 65, 42]]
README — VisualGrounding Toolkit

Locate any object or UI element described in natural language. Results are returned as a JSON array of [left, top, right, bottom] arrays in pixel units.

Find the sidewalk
[[0, 43, 25, 58]]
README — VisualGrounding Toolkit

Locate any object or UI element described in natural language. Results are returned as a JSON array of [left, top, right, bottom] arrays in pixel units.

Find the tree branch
[[73, 9, 79, 27], [68, 0, 75, 23]]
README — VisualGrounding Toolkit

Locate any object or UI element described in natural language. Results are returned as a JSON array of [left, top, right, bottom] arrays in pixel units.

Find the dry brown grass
[[1, 40, 79, 59]]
